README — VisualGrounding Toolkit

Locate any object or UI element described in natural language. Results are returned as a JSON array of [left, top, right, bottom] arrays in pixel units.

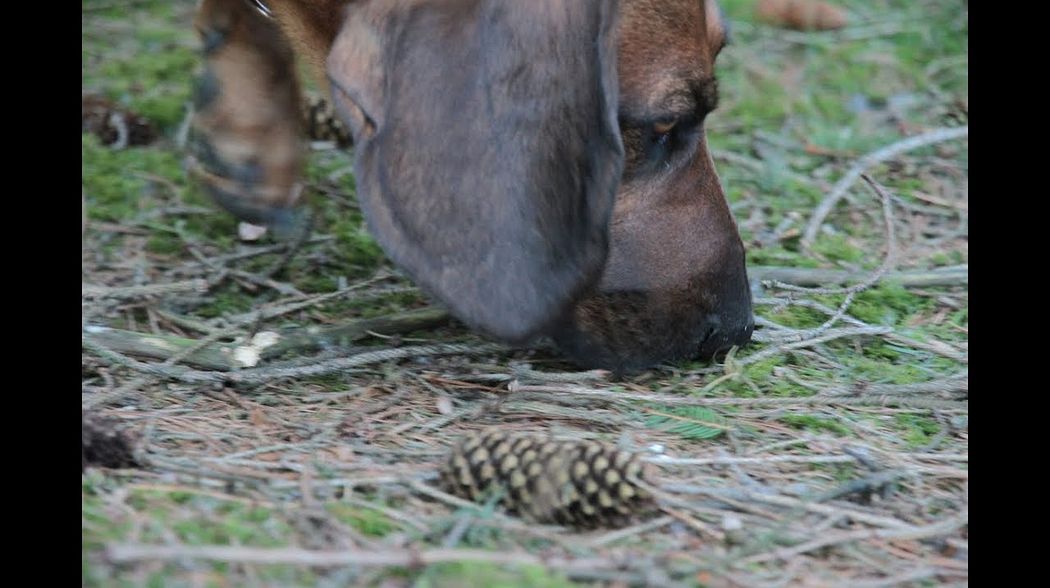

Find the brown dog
[[188, 0, 753, 372]]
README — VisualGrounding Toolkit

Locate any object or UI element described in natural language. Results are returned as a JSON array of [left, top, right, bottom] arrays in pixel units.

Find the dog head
[[325, 0, 752, 371]]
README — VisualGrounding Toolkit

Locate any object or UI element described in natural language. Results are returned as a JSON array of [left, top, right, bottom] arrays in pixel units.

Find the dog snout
[[551, 269, 754, 373], [694, 300, 755, 360]]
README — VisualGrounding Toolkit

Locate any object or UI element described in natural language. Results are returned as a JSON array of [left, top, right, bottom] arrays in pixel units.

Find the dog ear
[[327, 0, 624, 343]]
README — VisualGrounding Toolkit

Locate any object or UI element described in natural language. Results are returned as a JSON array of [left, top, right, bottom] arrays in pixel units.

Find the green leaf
[[643, 406, 731, 440]]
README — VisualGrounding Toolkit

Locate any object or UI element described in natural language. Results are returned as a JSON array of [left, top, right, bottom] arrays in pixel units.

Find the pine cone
[[82, 409, 139, 471], [82, 94, 158, 147], [301, 93, 353, 147], [439, 429, 657, 529]]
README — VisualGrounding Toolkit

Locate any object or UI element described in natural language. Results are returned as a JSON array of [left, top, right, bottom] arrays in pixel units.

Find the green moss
[[895, 414, 941, 447], [413, 562, 579, 588], [194, 287, 255, 319], [88, 45, 197, 131], [850, 282, 933, 326], [326, 503, 397, 537], [82, 134, 184, 220], [780, 414, 851, 436], [809, 234, 865, 265]]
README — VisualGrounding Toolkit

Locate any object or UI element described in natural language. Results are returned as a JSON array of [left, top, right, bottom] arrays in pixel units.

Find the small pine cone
[[82, 409, 139, 471], [439, 429, 657, 529], [301, 93, 353, 147], [82, 94, 158, 147]]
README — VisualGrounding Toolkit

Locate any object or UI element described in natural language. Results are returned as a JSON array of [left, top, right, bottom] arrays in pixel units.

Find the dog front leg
[[188, 0, 305, 233]]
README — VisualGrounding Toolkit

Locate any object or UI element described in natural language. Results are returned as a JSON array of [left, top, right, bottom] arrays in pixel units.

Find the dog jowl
[[188, 0, 754, 372]]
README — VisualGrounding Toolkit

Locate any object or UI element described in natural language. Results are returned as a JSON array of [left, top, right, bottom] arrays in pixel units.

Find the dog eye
[[647, 115, 701, 159], [652, 120, 676, 145]]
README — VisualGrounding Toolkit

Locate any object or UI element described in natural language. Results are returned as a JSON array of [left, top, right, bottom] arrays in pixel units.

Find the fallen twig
[[820, 374, 967, 398], [83, 335, 507, 385], [841, 568, 956, 588], [650, 452, 965, 468], [83, 326, 237, 371], [82, 279, 208, 300], [106, 543, 639, 573], [749, 265, 967, 288], [768, 175, 898, 296], [802, 126, 969, 247], [261, 307, 450, 360], [586, 515, 676, 547], [81, 308, 452, 371], [737, 512, 967, 564], [509, 381, 967, 410]]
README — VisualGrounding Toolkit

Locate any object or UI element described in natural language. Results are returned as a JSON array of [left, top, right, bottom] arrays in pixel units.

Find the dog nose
[[696, 311, 754, 359]]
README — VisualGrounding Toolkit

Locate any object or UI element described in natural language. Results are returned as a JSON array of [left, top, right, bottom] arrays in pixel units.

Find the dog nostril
[[695, 314, 754, 360]]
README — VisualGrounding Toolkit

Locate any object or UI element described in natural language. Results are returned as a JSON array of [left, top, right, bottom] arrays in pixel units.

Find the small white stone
[[232, 346, 261, 368], [238, 222, 268, 241], [648, 443, 666, 454], [722, 514, 743, 531]]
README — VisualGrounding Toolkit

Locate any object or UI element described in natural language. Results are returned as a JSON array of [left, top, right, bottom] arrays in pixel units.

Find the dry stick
[[225, 342, 507, 384], [83, 326, 239, 371], [754, 176, 897, 345], [754, 297, 967, 362], [82, 375, 153, 410], [737, 512, 967, 565], [731, 326, 891, 367], [772, 175, 899, 296], [661, 508, 727, 541], [260, 206, 317, 279], [226, 268, 305, 297], [841, 568, 953, 588], [82, 279, 208, 300], [820, 374, 967, 398], [661, 452, 966, 468], [261, 307, 449, 360], [82, 336, 224, 383], [81, 308, 452, 371], [166, 284, 436, 368], [749, 266, 967, 289], [105, 544, 653, 579], [220, 283, 419, 326], [586, 515, 676, 547], [509, 381, 966, 410], [336, 495, 430, 534], [159, 322, 251, 370], [884, 333, 967, 363], [666, 486, 915, 531], [649, 455, 859, 467], [152, 309, 221, 335], [84, 336, 506, 385], [176, 236, 335, 269], [802, 126, 969, 247], [172, 221, 304, 297], [407, 481, 574, 547]]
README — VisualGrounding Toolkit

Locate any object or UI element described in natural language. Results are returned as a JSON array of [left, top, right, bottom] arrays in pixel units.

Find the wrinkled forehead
[[616, 0, 725, 114]]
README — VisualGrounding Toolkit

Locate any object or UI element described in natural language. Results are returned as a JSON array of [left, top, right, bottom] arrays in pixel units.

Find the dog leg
[[188, 0, 305, 234]]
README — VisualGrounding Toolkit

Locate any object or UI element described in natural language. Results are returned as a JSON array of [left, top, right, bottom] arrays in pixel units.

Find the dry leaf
[[755, 0, 848, 31], [250, 408, 270, 427]]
